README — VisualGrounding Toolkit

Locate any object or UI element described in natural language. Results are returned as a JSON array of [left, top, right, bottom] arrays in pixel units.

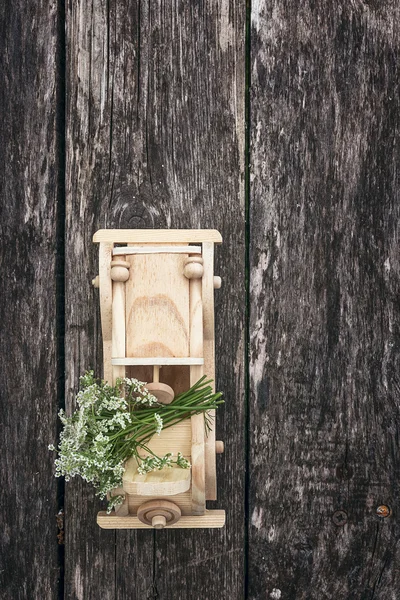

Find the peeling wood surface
[[0, 0, 61, 598], [65, 1, 245, 599], [250, 3, 400, 599]]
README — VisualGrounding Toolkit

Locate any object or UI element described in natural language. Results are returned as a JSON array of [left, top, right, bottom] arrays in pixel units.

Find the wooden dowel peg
[[137, 500, 181, 527], [213, 276, 222, 289], [215, 441, 224, 454], [153, 365, 160, 383], [92, 275, 100, 288], [152, 515, 167, 529]]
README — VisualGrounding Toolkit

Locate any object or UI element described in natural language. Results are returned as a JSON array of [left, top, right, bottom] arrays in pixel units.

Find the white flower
[[154, 413, 163, 435], [49, 370, 220, 517], [176, 452, 191, 469], [107, 494, 125, 514], [119, 377, 159, 406], [137, 453, 173, 474]]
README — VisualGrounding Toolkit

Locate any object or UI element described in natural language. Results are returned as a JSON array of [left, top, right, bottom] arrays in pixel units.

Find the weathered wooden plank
[[250, 3, 400, 599], [66, 0, 245, 598], [65, 0, 153, 597], [127, 3, 246, 596], [0, 1, 61, 598]]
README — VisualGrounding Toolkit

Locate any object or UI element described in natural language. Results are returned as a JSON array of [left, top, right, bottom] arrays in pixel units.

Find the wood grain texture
[[203, 242, 217, 501], [250, 3, 400, 599], [122, 460, 191, 497], [0, 0, 61, 598], [94, 229, 222, 243], [98, 510, 226, 529], [111, 279, 126, 383], [66, 1, 245, 599], [125, 253, 190, 358], [189, 276, 206, 515]]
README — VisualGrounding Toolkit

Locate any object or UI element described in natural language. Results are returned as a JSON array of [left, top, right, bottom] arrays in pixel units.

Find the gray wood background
[[1, 1, 399, 599]]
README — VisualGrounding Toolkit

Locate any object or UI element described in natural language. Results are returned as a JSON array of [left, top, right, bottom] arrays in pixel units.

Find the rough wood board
[[66, 0, 245, 597], [0, 0, 61, 597], [250, 3, 400, 599], [65, 1, 152, 597]]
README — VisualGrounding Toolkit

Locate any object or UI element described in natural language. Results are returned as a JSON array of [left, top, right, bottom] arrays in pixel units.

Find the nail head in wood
[[332, 510, 347, 526], [376, 505, 391, 518]]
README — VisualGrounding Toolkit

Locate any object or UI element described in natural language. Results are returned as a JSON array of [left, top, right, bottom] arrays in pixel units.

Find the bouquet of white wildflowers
[[49, 371, 223, 513]]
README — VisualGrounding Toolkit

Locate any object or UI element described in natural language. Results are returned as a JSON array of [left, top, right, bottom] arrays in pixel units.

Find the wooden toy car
[[93, 229, 225, 529]]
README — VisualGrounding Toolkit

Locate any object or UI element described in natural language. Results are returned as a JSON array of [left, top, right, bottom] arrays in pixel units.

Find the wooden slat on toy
[[113, 245, 202, 255], [97, 510, 226, 529], [202, 241, 217, 501], [93, 229, 222, 243], [111, 357, 204, 366], [126, 252, 189, 358], [187, 255, 206, 515]]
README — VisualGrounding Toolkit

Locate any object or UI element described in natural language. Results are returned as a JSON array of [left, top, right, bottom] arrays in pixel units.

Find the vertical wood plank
[[132, 2, 246, 597], [65, 0, 154, 596], [250, 3, 400, 598], [66, 0, 245, 598], [0, 0, 61, 597]]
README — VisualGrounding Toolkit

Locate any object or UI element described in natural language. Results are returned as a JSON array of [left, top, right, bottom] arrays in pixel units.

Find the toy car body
[[93, 229, 225, 529]]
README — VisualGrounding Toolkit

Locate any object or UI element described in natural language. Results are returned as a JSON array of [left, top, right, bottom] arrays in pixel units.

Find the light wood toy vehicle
[[93, 229, 225, 529]]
